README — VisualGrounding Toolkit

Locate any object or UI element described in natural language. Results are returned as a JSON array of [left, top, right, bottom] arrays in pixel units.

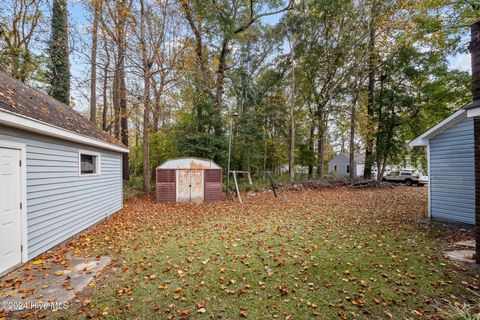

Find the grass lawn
[[3, 187, 480, 319]]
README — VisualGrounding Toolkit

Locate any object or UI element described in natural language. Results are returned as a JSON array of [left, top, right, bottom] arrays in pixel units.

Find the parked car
[[382, 170, 428, 186]]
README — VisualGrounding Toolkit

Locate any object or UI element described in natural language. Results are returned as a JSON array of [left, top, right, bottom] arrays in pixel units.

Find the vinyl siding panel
[[429, 117, 475, 224], [0, 125, 123, 259]]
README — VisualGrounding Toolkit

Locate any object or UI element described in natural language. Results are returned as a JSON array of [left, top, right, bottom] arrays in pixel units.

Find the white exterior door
[[176, 170, 204, 202], [190, 170, 204, 203], [0, 147, 22, 273], [176, 170, 191, 202]]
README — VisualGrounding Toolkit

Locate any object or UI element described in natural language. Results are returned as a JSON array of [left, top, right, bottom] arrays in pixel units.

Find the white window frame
[[79, 150, 101, 177]]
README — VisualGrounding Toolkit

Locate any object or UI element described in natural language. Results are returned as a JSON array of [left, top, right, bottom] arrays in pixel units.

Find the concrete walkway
[[444, 240, 476, 264], [0, 257, 110, 312]]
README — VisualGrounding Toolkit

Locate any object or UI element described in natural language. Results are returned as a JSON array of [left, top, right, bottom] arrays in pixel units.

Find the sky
[[449, 53, 471, 72]]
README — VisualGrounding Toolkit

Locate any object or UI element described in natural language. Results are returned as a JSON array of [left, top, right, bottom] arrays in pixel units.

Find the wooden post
[[232, 172, 242, 204], [247, 172, 253, 187]]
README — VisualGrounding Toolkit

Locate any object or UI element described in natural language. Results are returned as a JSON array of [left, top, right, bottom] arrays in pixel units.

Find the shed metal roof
[[158, 157, 222, 170]]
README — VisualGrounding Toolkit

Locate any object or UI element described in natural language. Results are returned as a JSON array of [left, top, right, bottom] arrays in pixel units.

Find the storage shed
[[156, 158, 222, 203], [0, 71, 128, 276]]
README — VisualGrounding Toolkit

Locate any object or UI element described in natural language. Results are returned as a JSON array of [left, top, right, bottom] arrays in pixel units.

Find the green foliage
[[174, 99, 227, 164], [0, 43, 43, 82], [0, 0, 46, 83], [47, 0, 70, 104], [128, 0, 474, 184], [130, 128, 178, 177]]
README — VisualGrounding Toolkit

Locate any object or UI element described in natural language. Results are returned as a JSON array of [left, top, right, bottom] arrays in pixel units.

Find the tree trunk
[[89, 1, 99, 123], [308, 119, 315, 179], [349, 95, 357, 180], [316, 105, 325, 177], [102, 55, 109, 131], [287, 28, 296, 184], [140, 0, 150, 192], [152, 79, 161, 131], [101, 22, 109, 132], [215, 38, 229, 111], [375, 73, 386, 181], [263, 125, 268, 180], [379, 122, 394, 179], [48, 0, 71, 104], [363, 4, 376, 180], [117, 7, 129, 180], [289, 102, 295, 183], [112, 64, 120, 139]]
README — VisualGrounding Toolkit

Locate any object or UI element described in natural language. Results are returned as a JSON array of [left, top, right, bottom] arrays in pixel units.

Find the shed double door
[[176, 170, 204, 202], [0, 147, 22, 274]]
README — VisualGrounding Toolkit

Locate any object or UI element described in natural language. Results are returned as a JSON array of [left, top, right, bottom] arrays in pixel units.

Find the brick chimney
[[470, 19, 480, 101]]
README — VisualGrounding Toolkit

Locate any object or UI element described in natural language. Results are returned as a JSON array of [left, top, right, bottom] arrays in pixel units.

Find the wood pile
[[282, 178, 395, 191], [347, 179, 394, 189], [284, 179, 350, 191]]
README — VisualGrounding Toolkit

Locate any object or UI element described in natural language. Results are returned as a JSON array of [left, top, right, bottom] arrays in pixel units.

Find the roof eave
[[466, 105, 480, 118], [408, 138, 428, 147], [0, 109, 129, 153]]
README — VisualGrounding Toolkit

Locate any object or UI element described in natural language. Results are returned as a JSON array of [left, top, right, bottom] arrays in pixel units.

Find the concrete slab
[[454, 240, 476, 248], [0, 256, 110, 311], [444, 250, 476, 264]]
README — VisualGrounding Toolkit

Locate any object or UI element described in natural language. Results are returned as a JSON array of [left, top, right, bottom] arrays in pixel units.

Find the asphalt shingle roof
[[0, 71, 124, 148]]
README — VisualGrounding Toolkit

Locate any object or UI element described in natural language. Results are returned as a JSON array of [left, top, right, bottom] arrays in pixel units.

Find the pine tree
[[47, 0, 70, 104]]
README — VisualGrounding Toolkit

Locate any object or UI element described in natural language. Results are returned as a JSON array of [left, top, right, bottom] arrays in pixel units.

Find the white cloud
[[448, 53, 471, 73]]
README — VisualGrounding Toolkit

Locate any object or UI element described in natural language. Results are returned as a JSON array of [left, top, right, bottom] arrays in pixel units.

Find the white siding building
[[0, 72, 128, 275], [328, 153, 365, 177]]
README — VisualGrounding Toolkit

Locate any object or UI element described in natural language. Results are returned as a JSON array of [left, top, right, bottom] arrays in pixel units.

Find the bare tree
[[180, 0, 293, 114], [138, 0, 151, 192], [89, 0, 101, 123], [286, 24, 296, 183], [100, 0, 133, 179], [0, 0, 44, 82]]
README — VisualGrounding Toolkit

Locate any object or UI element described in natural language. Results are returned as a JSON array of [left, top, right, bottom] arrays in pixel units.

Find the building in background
[[328, 153, 365, 177]]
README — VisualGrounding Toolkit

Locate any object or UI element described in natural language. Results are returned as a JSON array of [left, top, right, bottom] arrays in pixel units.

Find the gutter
[[0, 109, 129, 153]]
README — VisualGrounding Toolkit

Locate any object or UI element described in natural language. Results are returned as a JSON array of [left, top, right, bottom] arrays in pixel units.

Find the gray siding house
[[411, 115, 475, 224], [0, 72, 128, 275], [328, 153, 365, 177], [411, 18, 480, 264]]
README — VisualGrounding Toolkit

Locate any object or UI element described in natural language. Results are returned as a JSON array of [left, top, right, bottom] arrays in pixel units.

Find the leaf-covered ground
[[3, 187, 480, 319]]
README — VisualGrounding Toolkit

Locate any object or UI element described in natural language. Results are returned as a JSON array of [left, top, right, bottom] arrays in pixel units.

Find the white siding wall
[[0, 126, 123, 259], [429, 117, 475, 224]]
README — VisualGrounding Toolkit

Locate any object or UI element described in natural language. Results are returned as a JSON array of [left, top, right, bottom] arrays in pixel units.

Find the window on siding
[[334, 165, 338, 172], [346, 165, 350, 173], [79, 152, 100, 176]]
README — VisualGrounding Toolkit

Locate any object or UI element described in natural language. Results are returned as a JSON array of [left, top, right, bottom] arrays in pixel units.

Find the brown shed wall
[[204, 169, 223, 201], [156, 169, 176, 202]]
